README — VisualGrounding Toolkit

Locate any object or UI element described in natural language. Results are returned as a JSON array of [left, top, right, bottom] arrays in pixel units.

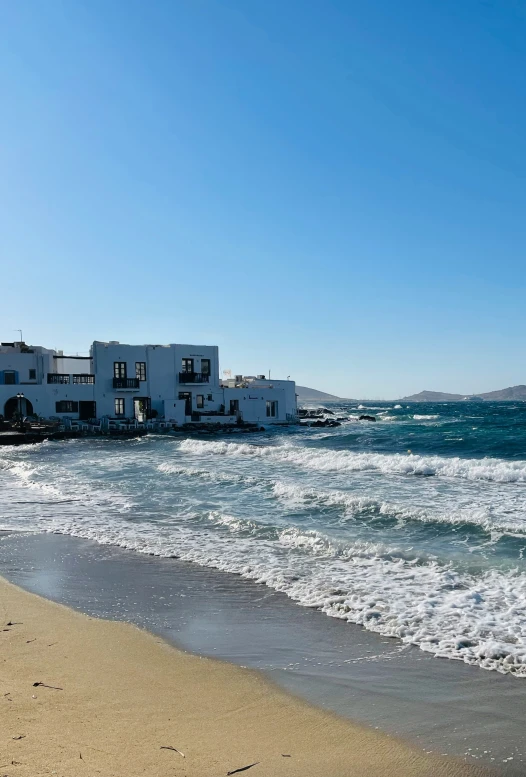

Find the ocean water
[[2, 401, 526, 677]]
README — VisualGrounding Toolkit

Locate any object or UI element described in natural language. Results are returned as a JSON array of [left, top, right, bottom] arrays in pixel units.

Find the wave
[[179, 439, 526, 483], [4, 434, 526, 676], [29, 507, 526, 677], [270, 481, 514, 533], [157, 461, 253, 485], [413, 414, 440, 420], [154, 463, 525, 536]]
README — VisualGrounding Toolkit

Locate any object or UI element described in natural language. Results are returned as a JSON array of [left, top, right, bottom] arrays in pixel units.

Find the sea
[[2, 400, 526, 678]]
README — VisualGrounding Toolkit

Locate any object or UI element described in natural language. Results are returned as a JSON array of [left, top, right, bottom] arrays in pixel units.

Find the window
[[29, 369, 36, 380], [115, 398, 125, 416], [207, 394, 213, 401], [114, 362, 127, 379], [4, 371, 16, 385], [181, 358, 194, 374], [135, 362, 146, 381], [266, 400, 278, 418], [229, 399, 239, 414], [196, 395, 204, 409], [201, 358, 210, 376], [56, 401, 79, 413]]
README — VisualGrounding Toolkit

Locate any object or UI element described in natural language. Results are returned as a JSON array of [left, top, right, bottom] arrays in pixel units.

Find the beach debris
[[12, 735, 26, 740], [26, 639, 36, 644], [32, 682, 63, 691], [160, 746, 185, 758], [226, 763, 259, 775], [6, 622, 22, 626], [281, 754, 291, 757]]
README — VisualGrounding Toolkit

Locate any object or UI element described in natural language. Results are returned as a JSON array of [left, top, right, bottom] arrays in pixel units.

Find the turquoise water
[[2, 401, 526, 675]]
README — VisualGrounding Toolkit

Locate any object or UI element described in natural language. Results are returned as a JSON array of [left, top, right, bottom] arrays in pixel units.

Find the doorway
[[178, 392, 192, 415], [79, 401, 96, 421], [3, 396, 34, 420], [133, 397, 151, 422]]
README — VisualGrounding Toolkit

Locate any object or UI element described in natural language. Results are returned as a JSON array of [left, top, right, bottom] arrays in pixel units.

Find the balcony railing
[[73, 374, 95, 384], [113, 377, 140, 389], [48, 374, 70, 384], [178, 372, 210, 384]]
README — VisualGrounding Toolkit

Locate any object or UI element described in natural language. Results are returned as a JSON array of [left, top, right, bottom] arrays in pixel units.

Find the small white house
[[0, 339, 297, 426]]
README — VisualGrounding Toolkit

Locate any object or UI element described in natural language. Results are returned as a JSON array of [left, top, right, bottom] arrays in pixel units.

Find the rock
[[358, 415, 376, 422]]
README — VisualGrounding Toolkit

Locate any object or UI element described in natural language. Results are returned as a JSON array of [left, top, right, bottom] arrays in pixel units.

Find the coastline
[[0, 574, 495, 777]]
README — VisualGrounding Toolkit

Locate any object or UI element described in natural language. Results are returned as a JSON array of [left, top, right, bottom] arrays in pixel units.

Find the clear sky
[[1, 0, 526, 398]]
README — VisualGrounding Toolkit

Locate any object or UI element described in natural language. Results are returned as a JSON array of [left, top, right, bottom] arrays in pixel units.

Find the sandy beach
[[0, 575, 496, 777]]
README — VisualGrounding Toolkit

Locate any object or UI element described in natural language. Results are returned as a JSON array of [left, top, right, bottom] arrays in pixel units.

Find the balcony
[[73, 374, 95, 384], [178, 372, 210, 384], [113, 377, 140, 389], [48, 374, 70, 384]]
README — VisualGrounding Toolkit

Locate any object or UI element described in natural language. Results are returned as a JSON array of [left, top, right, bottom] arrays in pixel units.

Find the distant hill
[[402, 390, 465, 402], [296, 385, 340, 401], [402, 385, 526, 402], [478, 385, 526, 401]]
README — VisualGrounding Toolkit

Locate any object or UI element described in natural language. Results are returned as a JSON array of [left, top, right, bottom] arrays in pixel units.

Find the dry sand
[[0, 576, 495, 777]]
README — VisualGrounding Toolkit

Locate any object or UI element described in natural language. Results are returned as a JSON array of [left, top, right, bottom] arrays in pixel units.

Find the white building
[[0, 339, 297, 426]]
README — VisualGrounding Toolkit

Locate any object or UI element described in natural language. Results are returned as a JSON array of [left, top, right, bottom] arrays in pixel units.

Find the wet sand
[[0, 532, 522, 774]]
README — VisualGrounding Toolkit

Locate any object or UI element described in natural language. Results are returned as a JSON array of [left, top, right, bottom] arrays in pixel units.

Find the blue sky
[[1, 0, 526, 398]]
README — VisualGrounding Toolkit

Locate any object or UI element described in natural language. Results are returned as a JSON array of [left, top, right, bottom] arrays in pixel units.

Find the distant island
[[297, 384, 526, 402], [295, 386, 341, 401], [401, 385, 526, 402]]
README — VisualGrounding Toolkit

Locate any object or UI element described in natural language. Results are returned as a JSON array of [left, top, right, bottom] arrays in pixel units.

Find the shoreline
[[0, 574, 495, 777]]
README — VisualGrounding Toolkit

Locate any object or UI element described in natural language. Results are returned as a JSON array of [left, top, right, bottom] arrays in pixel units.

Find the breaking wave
[[179, 439, 526, 483]]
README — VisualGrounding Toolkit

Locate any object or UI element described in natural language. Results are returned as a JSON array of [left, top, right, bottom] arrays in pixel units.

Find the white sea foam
[[4, 434, 526, 677], [414, 414, 440, 420], [157, 461, 253, 485], [179, 439, 526, 483], [25, 505, 526, 677]]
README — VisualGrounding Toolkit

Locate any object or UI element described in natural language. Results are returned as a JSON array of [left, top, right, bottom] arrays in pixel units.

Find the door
[[79, 401, 96, 421], [229, 399, 239, 415]]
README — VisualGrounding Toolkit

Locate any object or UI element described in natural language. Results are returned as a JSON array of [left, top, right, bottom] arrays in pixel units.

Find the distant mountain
[[478, 385, 526, 401], [296, 385, 340, 401], [402, 390, 465, 402], [402, 385, 526, 402]]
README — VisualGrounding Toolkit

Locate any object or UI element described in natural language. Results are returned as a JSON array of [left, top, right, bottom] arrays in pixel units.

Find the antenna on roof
[[14, 329, 22, 342]]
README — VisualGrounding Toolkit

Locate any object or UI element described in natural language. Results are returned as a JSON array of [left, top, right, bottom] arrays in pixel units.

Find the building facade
[[0, 340, 297, 426]]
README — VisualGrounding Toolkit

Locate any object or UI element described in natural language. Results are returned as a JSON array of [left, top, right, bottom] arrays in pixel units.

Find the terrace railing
[[112, 377, 140, 389], [47, 374, 70, 384], [178, 372, 210, 384]]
